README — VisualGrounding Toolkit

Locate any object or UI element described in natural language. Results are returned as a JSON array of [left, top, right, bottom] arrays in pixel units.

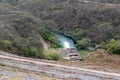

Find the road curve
[[0, 54, 120, 80]]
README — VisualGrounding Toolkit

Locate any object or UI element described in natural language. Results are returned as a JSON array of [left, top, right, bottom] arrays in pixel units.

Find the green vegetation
[[41, 29, 55, 42], [71, 28, 84, 40], [41, 28, 62, 48], [0, 0, 120, 58], [46, 52, 60, 60], [44, 48, 60, 61], [100, 39, 120, 54], [75, 38, 92, 50], [79, 50, 91, 58], [106, 40, 120, 54], [0, 40, 12, 51], [0, 4, 55, 59], [47, 53, 60, 60]]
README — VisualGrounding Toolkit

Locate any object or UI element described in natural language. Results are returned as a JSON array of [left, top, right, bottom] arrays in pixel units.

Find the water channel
[[55, 32, 76, 48]]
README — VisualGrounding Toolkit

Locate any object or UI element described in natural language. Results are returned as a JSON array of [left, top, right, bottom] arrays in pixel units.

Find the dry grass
[[83, 49, 120, 70]]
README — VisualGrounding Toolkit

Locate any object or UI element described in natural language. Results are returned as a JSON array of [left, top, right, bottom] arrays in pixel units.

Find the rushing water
[[55, 32, 75, 48]]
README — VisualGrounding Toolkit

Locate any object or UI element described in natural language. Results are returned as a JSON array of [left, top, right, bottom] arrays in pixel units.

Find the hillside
[[0, 1, 120, 80], [83, 49, 120, 70], [16, 0, 120, 43], [0, 0, 120, 56], [0, 3, 58, 58], [0, 51, 119, 80]]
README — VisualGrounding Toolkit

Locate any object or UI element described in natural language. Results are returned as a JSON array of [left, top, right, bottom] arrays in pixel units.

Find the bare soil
[[82, 49, 120, 70], [0, 49, 120, 72], [0, 50, 120, 80], [53, 49, 120, 73]]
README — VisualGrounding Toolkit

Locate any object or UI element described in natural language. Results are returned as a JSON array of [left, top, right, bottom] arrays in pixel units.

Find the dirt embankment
[[0, 52, 120, 80], [82, 49, 120, 70], [54, 49, 120, 73], [0, 49, 120, 74]]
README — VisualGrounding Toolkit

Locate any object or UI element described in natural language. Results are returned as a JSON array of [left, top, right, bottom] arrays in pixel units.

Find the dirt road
[[0, 52, 120, 80], [39, 35, 48, 51]]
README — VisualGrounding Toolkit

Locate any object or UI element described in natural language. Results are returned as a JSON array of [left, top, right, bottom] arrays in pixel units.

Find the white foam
[[64, 41, 70, 48]]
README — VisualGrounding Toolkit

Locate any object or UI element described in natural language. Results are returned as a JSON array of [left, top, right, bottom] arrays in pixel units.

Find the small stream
[[55, 32, 75, 48]]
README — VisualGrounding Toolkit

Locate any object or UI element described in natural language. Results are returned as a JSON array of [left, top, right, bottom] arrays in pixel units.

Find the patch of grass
[[46, 52, 60, 61], [9, 76, 23, 80], [41, 73, 60, 80], [0, 74, 3, 78], [78, 50, 91, 58], [0, 63, 7, 67], [48, 48, 57, 54], [43, 48, 57, 55], [44, 48, 60, 61]]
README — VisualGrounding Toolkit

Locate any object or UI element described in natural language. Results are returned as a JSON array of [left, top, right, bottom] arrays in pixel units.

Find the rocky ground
[[56, 49, 120, 73], [0, 51, 60, 80], [0, 65, 59, 80]]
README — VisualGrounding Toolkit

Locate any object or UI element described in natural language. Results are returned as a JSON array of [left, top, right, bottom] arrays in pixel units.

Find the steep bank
[[0, 0, 120, 44], [0, 4, 56, 58], [0, 0, 120, 57], [83, 49, 120, 70], [17, 0, 120, 44]]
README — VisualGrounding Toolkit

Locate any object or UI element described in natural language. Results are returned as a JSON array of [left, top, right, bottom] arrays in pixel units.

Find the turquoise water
[[55, 32, 75, 48]]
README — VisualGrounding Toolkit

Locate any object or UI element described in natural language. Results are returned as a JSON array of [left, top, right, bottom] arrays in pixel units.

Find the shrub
[[41, 29, 52, 41], [17, 45, 44, 58], [12, 37, 44, 58], [27, 37, 42, 48], [0, 40, 12, 50], [46, 52, 60, 60], [71, 28, 84, 41], [41, 28, 62, 48], [75, 38, 91, 50], [52, 42, 62, 48], [100, 41, 107, 49], [25, 48, 45, 58], [106, 39, 120, 54]]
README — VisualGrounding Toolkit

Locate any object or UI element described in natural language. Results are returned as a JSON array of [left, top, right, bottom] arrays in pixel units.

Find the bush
[[106, 39, 120, 54], [17, 45, 44, 58], [0, 40, 12, 50], [52, 42, 62, 48], [12, 37, 44, 58], [29, 48, 45, 59], [71, 28, 84, 41], [100, 41, 108, 49], [41, 28, 62, 48], [75, 38, 91, 50], [41, 29, 54, 41], [46, 52, 60, 60]]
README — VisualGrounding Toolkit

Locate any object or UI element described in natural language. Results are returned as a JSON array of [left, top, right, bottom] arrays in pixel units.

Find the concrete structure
[[58, 47, 82, 61]]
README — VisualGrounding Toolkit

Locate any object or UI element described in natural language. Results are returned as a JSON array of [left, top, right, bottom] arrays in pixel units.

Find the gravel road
[[0, 51, 120, 80]]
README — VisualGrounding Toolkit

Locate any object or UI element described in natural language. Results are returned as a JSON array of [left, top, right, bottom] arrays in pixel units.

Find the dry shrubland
[[0, 0, 120, 56]]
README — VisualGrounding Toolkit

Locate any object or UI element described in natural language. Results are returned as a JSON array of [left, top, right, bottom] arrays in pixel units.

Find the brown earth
[[0, 49, 120, 73], [54, 49, 120, 73], [0, 50, 120, 80], [82, 49, 120, 70]]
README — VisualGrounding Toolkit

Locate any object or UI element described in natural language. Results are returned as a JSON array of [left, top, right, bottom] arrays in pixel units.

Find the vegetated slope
[[17, 0, 120, 45], [0, 3, 58, 58], [83, 49, 120, 70], [87, 0, 120, 4], [0, 0, 120, 44], [0, 0, 120, 54]]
